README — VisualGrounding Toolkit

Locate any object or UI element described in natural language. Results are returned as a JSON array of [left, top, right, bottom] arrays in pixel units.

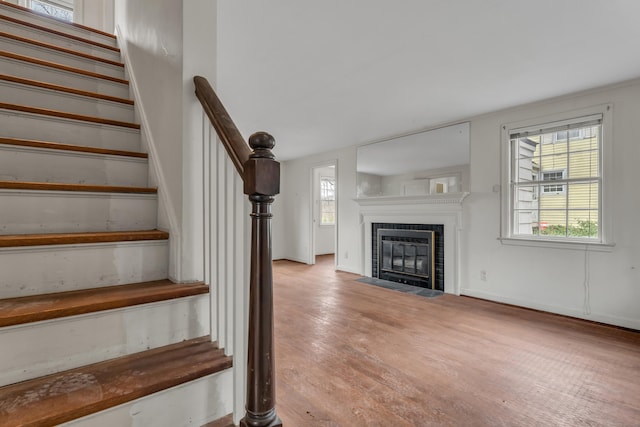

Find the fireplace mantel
[[358, 193, 467, 295], [354, 192, 469, 207]]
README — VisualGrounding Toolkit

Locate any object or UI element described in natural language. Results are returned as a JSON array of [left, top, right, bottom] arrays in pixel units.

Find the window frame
[[500, 104, 614, 250]]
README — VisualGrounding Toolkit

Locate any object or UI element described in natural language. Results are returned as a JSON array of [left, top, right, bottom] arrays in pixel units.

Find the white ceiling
[[217, 1, 640, 161]]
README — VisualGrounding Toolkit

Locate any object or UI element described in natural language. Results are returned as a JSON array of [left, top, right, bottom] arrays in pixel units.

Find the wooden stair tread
[[0, 180, 156, 193], [0, 30, 124, 67], [0, 1, 116, 39], [0, 280, 208, 327], [0, 230, 169, 248], [0, 74, 134, 105], [0, 102, 139, 129], [0, 51, 128, 85], [0, 14, 119, 52], [0, 337, 233, 426], [0, 137, 146, 158]]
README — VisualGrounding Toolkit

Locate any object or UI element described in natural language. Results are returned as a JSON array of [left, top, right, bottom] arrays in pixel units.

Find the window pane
[[568, 149, 599, 179], [567, 210, 598, 238], [568, 182, 599, 210], [539, 189, 567, 210], [513, 138, 538, 184], [320, 176, 335, 225], [538, 210, 567, 237], [539, 153, 568, 178], [513, 209, 538, 236]]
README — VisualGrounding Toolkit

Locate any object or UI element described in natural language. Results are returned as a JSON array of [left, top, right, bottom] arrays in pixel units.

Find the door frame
[[309, 160, 338, 266]]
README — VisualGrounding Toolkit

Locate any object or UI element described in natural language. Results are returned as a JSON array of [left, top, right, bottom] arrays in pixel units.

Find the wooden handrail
[[194, 76, 252, 176], [194, 76, 282, 427]]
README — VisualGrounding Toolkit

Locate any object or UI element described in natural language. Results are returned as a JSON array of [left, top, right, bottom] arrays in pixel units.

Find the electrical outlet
[[480, 270, 487, 281]]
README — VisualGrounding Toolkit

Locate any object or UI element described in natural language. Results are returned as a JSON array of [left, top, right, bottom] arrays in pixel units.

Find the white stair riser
[[0, 145, 147, 186], [0, 5, 118, 47], [0, 241, 168, 298], [0, 191, 157, 234], [1, 20, 120, 61], [0, 296, 209, 387], [62, 370, 233, 427], [1, 56, 129, 98], [0, 110, 140, 151], [1, 80, 133, 122], [0, 37, 125, 78]]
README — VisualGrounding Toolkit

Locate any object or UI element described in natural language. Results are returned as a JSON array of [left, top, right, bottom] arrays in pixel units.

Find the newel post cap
[[244, 132, 280, 196]]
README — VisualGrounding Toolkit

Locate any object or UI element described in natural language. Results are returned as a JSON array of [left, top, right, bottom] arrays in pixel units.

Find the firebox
[[377, 228, 435, 289]]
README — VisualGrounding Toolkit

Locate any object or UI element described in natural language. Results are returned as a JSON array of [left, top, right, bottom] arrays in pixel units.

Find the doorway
[[310, 162, 337, 265]]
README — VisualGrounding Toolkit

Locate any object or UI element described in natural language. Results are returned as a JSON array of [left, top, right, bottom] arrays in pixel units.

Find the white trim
[[355, 192, 469, 206], [461, 288, 640, 331], [498, 237, 614, 252]]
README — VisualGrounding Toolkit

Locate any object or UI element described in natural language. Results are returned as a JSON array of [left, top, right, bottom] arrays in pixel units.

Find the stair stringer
[[114, 24, 182, 283]]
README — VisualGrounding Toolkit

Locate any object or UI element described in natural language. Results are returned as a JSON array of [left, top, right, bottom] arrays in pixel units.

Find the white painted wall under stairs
[[0, 55, 130, 97], [0, 110, 140, 149], [0, 36, 123, 76], [0, 3, 235, 425], [0, 190, 158, 233], [0, 144, 147, 186], [0, 79, 135, 121]]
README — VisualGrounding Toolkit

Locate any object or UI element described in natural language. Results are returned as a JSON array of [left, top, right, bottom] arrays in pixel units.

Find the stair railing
[[194, 76, 282, 427]]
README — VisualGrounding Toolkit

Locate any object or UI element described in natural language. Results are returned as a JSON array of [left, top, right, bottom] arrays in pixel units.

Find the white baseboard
[[461, 288, 640, 331]]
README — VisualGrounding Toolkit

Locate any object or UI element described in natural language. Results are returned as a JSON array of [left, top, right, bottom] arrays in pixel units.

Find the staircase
[[0, 3, 233, 425]]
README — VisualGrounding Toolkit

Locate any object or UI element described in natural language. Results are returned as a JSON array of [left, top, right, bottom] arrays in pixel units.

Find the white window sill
[[498, 237, 615, 252]]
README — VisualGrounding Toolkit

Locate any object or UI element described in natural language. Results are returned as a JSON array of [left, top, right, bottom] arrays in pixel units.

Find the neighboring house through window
[[501, 105, 613, 246], [541, 169, 566, 194], [320, 176, 336, 226]]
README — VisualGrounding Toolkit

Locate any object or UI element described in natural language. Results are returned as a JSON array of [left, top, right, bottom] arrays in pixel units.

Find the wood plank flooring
[[272, 255, 640, 426]]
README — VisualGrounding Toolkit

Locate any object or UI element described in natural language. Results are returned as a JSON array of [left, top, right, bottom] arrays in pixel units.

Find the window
[[30, 0, 73, 22], [541, 169, 566, 194], [320, 176, 335, 225], [502, 105, 612, 246]]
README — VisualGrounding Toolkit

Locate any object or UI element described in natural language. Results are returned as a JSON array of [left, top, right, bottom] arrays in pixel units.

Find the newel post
[[240, 132, 282, 427]]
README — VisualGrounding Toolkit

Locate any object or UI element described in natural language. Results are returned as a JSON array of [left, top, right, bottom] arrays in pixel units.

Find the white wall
[[276, 79, 640, 330], [276, 147, 361, 273], [462, 79, 640, 330], [77, 0, 114, 33], [114, 0, 217, 281]]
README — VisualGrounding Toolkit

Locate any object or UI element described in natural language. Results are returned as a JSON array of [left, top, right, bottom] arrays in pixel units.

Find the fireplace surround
[[373, 223, 444, 290], [356, 192, 468, 295]]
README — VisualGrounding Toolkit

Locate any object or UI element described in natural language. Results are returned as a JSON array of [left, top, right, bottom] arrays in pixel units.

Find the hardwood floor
[[273, 255, 640, 426]]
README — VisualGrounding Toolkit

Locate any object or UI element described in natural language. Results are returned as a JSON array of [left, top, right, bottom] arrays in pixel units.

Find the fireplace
[[372, 223, 444, 291]]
